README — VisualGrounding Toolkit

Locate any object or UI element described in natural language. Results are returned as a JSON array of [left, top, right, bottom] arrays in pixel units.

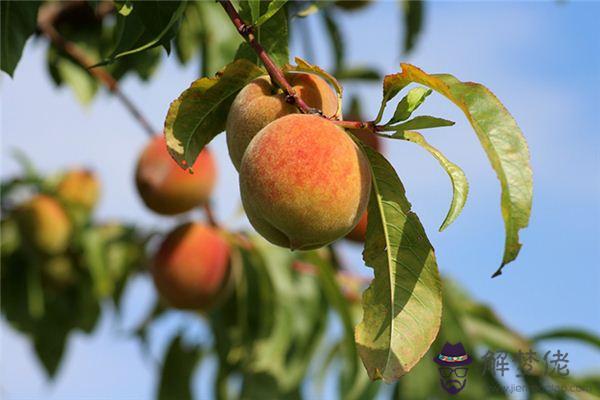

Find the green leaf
[[235, 0, 289, 68], [102, 0, 187, 63], [33, 322, 69, 378], [285, 57, 343, 119], [0, 1, 41, 76], [322, 8, 344, 72], [391, 131, 468, 231], [255, 0, 288, 27], [374, 74, 410, 124], [157, 335, 202, 400], [532, 329, 600, 351], [389, 115, 455, 131], [300, 251, 359, 385], [386, 87, 432, 125], [114, 0, 133, 16], [401, 0, 424, 54], [164, 59, 264, 169], [247, 0, 261, 23], [355, 145, 442, 382], [335, 67, 381, 82], [81, 229, 113, 297], [48, 49, 98, 105], [390, 63, 533, 275]]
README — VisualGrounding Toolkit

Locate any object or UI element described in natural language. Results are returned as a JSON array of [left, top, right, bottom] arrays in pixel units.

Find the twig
[[218, 0, 384, 133], [218, 1, 314, 113], [37, 1, 157, 138], [204, 203, 218, 228]]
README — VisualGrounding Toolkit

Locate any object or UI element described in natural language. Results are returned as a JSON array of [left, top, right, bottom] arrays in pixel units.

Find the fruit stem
[[37, 1, 157, 138]]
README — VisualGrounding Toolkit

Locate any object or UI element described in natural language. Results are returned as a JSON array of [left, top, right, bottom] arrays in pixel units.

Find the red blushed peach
[[226, 72, 338, 171], [16, 195, 72, 254], [135, 136, 216, 215], [152, 223, 230, 310], [239, 114, 371, 250]]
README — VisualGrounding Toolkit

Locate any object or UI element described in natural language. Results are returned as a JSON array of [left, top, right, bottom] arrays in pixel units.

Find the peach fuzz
[[239, 114, 371, 250], [135, 136, 216, 215], [152, 223, 230, 310], [225, 72, 338, 171]]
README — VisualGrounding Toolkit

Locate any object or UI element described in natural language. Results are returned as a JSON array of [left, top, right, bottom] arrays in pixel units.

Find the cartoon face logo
[[433, 342, 473, 395]]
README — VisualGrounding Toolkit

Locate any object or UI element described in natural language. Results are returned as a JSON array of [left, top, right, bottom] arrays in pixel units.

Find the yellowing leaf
[[392, 131, 468, 231], [391, 63, 532, 275]]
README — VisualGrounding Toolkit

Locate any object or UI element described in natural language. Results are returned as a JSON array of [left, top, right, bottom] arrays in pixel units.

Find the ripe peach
[[57, 169, 101, 211], [16, 195, 72, 254], [240, 114, 371, 250], [226, 72, 338, 170], [152, 223, 230, 310], [135, 136, 216, 215]]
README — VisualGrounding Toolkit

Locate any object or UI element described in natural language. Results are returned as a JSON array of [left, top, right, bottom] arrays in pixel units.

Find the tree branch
[[218, 0, 382, 135], [37, 1, 157, 138], [218, 0, 315, 113]]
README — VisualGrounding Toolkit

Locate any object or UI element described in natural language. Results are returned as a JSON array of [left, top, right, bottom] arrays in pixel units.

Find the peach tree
[[1, 1, 599, 399]]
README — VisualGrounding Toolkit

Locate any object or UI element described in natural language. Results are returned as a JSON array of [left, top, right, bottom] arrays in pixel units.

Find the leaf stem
[[37, 1, 157, 138]]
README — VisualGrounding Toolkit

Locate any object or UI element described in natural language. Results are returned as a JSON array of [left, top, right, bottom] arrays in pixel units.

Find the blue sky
[[1, 1, 599, 399]]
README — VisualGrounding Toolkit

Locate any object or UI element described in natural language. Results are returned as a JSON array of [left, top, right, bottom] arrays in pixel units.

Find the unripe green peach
[[152, 223, 230, 310], [226, 72, 338, 171], [57, 169, 101, 211], [240, 114, 371, 250], [16, 195, 72, 254], [135, 136, 216, 215]]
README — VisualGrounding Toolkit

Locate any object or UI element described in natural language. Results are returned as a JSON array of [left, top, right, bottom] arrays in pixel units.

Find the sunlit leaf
[[0, 1, 41, 76], [389, 64, 533, 275], [390, 131, 468, 231], [386, 87, 431, 125], [164, 59, 264, 170], [355, 145, 442, 382], [389, 115, 455, 131]]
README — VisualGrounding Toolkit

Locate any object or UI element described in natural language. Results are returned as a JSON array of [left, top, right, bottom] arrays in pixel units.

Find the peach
[[16, 195, 72, 254], [135, 136, 216, 215], [226, 72, 338, 170], [152, 223, 230, 310], [239, 114, 371, 250], [57, 169, 101, 211]]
